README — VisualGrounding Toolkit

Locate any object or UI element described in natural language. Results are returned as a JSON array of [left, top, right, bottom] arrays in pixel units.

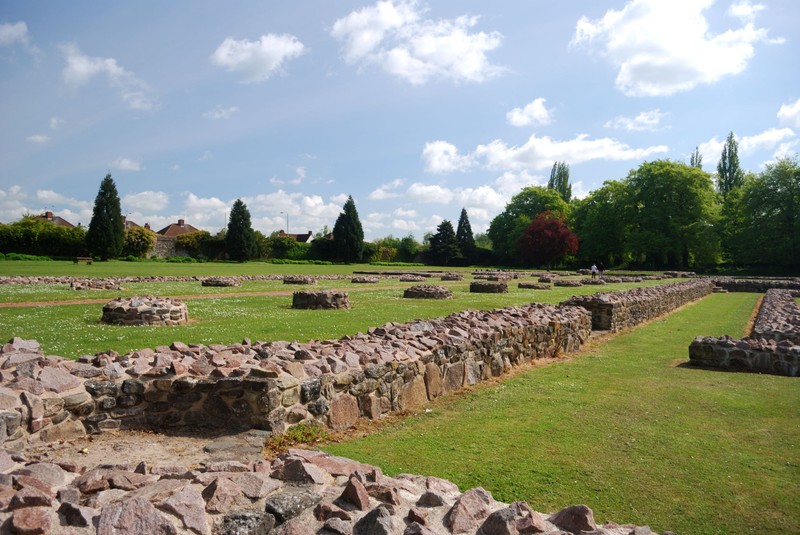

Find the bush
[[0, 252, 53, 261]]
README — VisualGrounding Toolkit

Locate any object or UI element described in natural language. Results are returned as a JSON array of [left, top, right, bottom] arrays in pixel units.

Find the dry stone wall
[[560, 280, 714, 332], [710, 277, 800, 293]]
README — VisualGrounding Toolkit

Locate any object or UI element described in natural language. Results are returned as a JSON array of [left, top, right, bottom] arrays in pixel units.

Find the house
[[277, 230, 314, 243], [156, 219, 200, 237], [122, 216, 141, 230], [34, 211, 75, 228]]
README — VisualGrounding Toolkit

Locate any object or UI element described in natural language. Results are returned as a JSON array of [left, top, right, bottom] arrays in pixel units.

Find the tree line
[[2, 137, 797, 271]]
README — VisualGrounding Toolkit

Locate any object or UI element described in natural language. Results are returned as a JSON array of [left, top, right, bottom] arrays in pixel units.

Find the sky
[[1, 0, 798, 241]]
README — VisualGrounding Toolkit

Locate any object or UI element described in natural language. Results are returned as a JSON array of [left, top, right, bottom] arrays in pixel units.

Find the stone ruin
[[399, 275, 426, 283], [439, 273, 463, 281], [469, 281, 508, 294], [403, 285, 453, 300], [292, 291, 351, 310], [580, 278, 606, 286], [69, 279, 123, 291], [100, 296, 189, 327], [350, 276, 380, 284], [518, 282, 550, 290], [284, 276, 317, 285], [538, 275, 559, 283], [554, 280, 583, 288], [201, 277, 241, 288], [689, 288, 800, 376]]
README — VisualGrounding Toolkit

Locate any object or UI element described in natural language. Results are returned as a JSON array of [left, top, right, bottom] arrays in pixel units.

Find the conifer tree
[[547, 161, 572, 203], [87, 174, 124, 260], [717, 131, 744, 198], [332, 196, 364, 263], [225, 199, 257, 262], [428, 220, 463, 266], [455, 208, 476, 261]]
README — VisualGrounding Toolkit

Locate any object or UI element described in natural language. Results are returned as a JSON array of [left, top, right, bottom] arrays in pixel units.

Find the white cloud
[[331, 1, 504, 85], [391, 218, 419, 231], [393, 207, 416, 217], [738, 127, 795, 153], [110, 158, 142, 171], [728, 0, 765, 23], [269, 166, 305, 186], [777, 98, 800, 129], [0, 22, 28, 46], [330, 193, 350, 205], [506, 98, 552, 127], [494, 170, 543, 196], [202, 106, 239, 120], [60, 43, 155, 110], [455, 185, 506, 212], [210, 34, 305, 83], [406, 183, 454, 203], [122, 191, 169, 212], [368, 178, 405, 200], [604, 109, 667, 131], [571, 0, 778, 96], [422, 140, 473, 173], [36, 190, 90, 210], [26, 135, 49, 144], [50, 117, 64, 130], [475, 133, 667, 171]]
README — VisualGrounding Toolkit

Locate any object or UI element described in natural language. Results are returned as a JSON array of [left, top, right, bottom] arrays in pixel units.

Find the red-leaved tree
[[517, 211, 578, 267]]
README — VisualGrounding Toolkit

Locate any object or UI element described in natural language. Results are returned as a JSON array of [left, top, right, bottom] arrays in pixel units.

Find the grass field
[[324, 292, 800, 535]]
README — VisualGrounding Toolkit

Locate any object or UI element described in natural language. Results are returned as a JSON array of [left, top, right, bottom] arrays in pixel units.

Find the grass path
[[324, 293, 800, 535]]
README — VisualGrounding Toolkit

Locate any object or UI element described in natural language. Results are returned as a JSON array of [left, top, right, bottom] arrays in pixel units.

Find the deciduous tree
[[517, 211, 578, 268], [87, 174, 124, 260], [548, 161, 572, 202], [332, 196, 364, 263], [717, 131, 744, 198], [122, 226, 156, 258]]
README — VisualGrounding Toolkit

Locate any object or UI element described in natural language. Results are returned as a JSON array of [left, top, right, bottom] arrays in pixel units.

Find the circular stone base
[[202, 277, 241, 287], [403, 285, 453, 299], [292, 290, 350, 309], [284, 276, 318, 285], [101, 296, 188, 326]]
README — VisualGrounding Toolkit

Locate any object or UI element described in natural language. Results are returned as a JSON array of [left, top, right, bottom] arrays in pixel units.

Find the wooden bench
[[74, 257, 93, 264]]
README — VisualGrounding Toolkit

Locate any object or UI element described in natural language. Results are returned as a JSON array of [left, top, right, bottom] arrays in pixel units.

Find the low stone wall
[[469, 281, 507, 293], [561, 280, 714, 332], [351, 276, 379, 284], [69, 279, 123, 291], [100, 296, 189, 326], [283, 275, 317, 285], [688, 336, 799, 377], [292, 291, 350, 310], [403, 285, 453, 299], [710, 277, 800, 293], [518, 282, 550, 290], [0, 301, 592, 451], [202, 277, 241, 287], [688, 288, 800, 377]]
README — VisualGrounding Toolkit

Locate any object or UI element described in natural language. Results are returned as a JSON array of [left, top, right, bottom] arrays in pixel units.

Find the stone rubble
[[403, 285, 453, 300]]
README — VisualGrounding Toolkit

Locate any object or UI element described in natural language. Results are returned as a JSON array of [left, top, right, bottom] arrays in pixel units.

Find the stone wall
[[560, 279, 714, 332], [711, 277, 800, 293], [688, 288, 800, 377], [151, 236, 178, 258]]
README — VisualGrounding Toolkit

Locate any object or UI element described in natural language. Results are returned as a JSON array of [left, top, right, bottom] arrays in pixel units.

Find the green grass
[[324, 293, 800, 535]]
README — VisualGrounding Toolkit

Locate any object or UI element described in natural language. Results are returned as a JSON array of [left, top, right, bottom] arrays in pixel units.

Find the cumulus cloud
[[110, 158, 142, 171], [210, 34, 305, 83], [202, 106, 239, 120], [494, 170, 544, 196], [475, 133, 667, 171], [331, 1, 504, 85], [368, 178, 405, 200], [60, 43, 155, 110], [330, 193, 350, 205], [698, 128, 798, 166], [122, 191, 169, 212], [422, 141, 473, 173], [269, 166, 305, 186], [777, 98, 800, 129], [0, 22, 28, 46], [406, 183, 454, 203], [506, 98, 552, 127], [571, 0, 779, 96], [604, 109, 668, 131], [36, 190, 91, 210], [394, 207, 416, 217], [50, 117, 64, 130], [728, 0, 765, 22], [26, 135, 49, 144]]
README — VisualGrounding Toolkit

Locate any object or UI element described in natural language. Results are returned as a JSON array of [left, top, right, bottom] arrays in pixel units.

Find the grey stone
[[264, 489, 322, 523], [353, 505, 395, 535], [219, 511, 276, 535]]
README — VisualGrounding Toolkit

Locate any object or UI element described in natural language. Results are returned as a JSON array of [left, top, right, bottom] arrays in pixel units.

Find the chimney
[[145, 223, 151, 230], [45, 211, 53, 220], [178, 219, 185, 226], [121, 215, 127, 224]]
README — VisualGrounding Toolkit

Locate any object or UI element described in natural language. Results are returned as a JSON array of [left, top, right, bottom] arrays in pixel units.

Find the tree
[[717, 131, 744, 198], [624, 159, 719, 269], [570, 180, 628, 267], [332, 195, 364, 263], [517, 211, 578, 268], [690, 146, 703, 168], [87, 174, 124, 260], [487, 186, 569, 263], [455, 208, 476, 262], [427, 220, 463, 266], [547, 161, 572, 203], [225, 199, 257, 262], [734, 157, 799, 270], [121, 226, 156, 258]]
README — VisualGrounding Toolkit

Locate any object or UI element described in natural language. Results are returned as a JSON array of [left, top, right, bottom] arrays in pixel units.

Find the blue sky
[[1, 0, 798, 240]]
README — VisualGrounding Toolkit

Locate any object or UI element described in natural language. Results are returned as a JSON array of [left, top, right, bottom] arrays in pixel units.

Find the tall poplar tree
[[225, 199, 257, 262], [690, 146, 703, 168], [455, 208, 476, 261], [547, 161, 572, 203], [87, 174, 124, 260], [717, 131, 744, 198], [332, 196, 364, 263]]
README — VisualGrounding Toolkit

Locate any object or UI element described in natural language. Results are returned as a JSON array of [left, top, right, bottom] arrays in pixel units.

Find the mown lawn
[[324, 293, 799, 535]]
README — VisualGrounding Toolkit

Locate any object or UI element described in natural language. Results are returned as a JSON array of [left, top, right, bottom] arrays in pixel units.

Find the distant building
[[277, 230, 314, 243], [33, 211, 75, 228], [156, 219, 200, 237], [122, 216, 141, 230]]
